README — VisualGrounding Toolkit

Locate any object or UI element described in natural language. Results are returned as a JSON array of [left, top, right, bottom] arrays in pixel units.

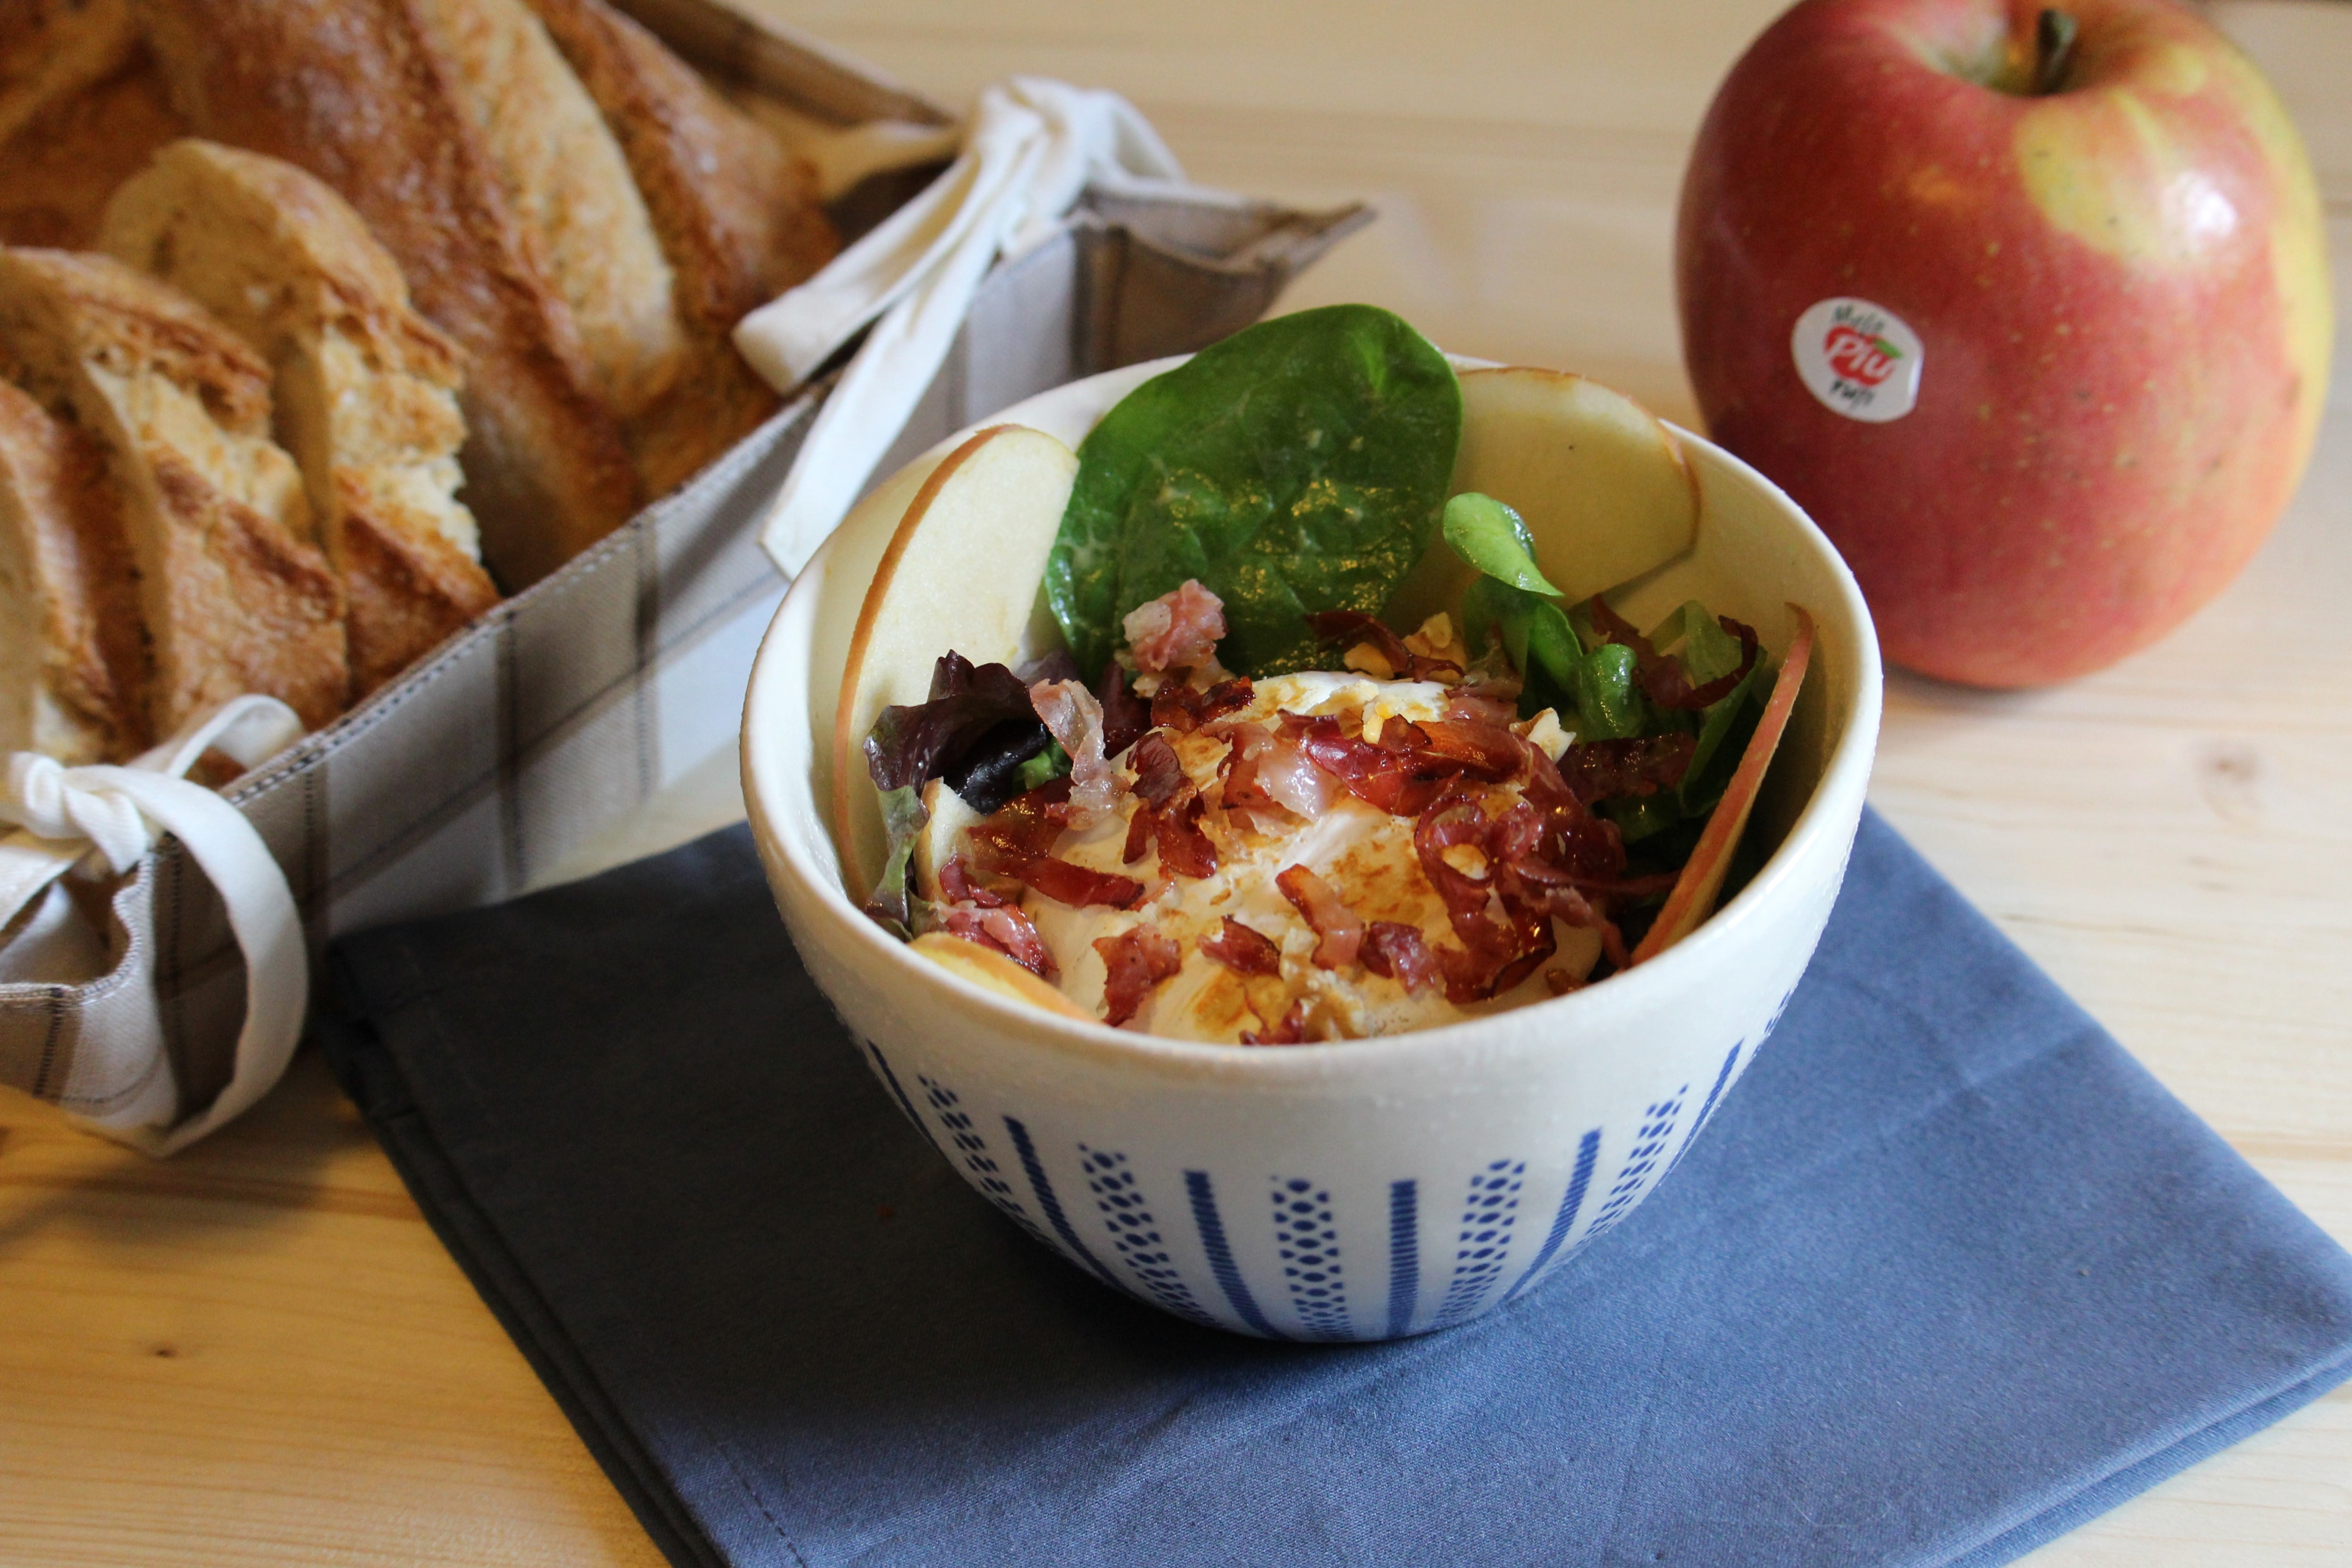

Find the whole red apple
[[1677, 0, 2332, 686]]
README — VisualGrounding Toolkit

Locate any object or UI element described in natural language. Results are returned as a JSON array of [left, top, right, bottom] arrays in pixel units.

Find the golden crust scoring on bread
[[0, 2, 186, 250], [0, 247, 346, 733], [519, 0, 838, 494], [0, 376, 149, 762], [102, 139, 498, 696], [130, 0, 644, 588], [416, 0, 685, 424]]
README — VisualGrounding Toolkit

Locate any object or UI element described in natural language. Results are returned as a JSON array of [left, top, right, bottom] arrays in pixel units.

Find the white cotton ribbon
[[736, 75, 1232, 577], [0, 696, 306, 1155]]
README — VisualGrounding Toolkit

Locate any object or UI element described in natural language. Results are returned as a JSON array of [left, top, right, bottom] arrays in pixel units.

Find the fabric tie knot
[[2, 755, 165, 874]]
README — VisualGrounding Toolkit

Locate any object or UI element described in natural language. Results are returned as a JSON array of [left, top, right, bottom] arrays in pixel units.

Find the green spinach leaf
[[1047, 305, 1461, 676], [1441, 492, 1559, 595]]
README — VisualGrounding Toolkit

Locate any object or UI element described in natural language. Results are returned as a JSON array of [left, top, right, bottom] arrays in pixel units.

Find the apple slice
[[831, 424, 1080, 889], [1388, 366, 1701, 628], [1630, 603, 1815, 965], [909, 932, 1094, 1022]]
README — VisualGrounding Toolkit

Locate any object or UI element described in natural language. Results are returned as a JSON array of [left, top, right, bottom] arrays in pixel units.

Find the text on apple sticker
[[1792, 298, 1923, 423]]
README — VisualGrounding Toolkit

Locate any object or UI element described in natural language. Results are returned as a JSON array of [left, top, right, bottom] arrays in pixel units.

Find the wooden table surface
[[6, 1, 2349, 1562]]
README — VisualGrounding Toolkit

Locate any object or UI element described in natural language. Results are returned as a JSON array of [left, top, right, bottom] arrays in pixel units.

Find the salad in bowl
[[742, 306, 1878, 1340], [833, 306, 1813, 1044]]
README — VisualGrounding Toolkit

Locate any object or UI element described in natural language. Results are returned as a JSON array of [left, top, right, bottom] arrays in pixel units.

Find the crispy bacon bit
[[933, 856, 1057, 978], [938, 856, 1004, 906], [1200, 916, 1283, 976], [1276, 864, 1363, 969], [1150, 791, 1218, 878], [1360, 921, 1440, 994], [1131, 732, 1187, 807], [1030, 679, 1119, 827], [1094, 924, 1182, 1026], [1560, 734, 1697, 803], [1124, 580, 1228, 674], [1411, 717, 1528, 780], [1413, 790, 1561, 1004], [1122, 732, 1218, 878], [1307, 609, 1462, 682], [1586, 595, 1761, 711], [968, 781, 1143, 909], [1288, 714, 1451, 817], [1241, 998, 1311, 1046], [1096, 660, 1151, 759], [1152, 676, 1254, 733], [938, 903, 1059, 980]]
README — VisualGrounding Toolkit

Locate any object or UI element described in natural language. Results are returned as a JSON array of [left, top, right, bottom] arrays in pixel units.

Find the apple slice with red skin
[[908, 932, 1095, 1021], [830, 424, 1080, 890], [1630, 603, 1815, 965], [1388, 366, 1700, 629]]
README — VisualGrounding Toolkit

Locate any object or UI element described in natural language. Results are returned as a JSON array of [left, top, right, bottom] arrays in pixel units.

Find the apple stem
[[2033, 8, 2078, 94]]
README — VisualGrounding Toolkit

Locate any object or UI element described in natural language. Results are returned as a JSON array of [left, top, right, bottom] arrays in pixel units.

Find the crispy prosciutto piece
[[1094, 924, 1182, 1026], [1413, 790, 1560, 1003], [1123, 732, 1218, 877], [1307, 609, 1462, 681], [1255, 731, 1336, 819], [969, 781, 1144, 909], [1030, 679, 1119, 827], [933, 856, 1058, 979], [1130, 732, 1187, 807], [1359, 921, 1440, 994], [1559, 733, 1697, 803], [1241, 998, 1312, 1046], [1152, 676, 1254, 734], [1276, 864, 1363, 969], [1123, 580, 1228, 674], [1096, 660, 1151, 759], [1288, 714, 1454, 817], [1406, 717, 1527, 780], [1200, 916, 1283, 976]]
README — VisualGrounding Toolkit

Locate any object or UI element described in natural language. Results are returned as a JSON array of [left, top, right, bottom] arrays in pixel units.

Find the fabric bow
[[736, 75, 1235, 576], [0, 696, 308, 1155]]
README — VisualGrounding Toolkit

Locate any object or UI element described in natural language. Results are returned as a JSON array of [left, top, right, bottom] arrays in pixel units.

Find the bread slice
[[102, 140, 499, 697], [520, 0, 839, 494], [0, 249, 347, 734], [130, 0, 644, 587], [0, 376, 149, 763], [415, 0, 687, 426], [0, 1, 186, 248]]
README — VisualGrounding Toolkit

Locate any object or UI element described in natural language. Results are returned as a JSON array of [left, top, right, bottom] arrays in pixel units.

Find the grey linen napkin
[[322, 810, 2352, 1568]]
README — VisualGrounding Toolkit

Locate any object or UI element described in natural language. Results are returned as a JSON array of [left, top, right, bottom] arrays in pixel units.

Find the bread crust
[[0, 248, 347, 734], [521, 0, 838, 493], [0, 0, 185, 250], [0, 376, 149, 762], [129, 0, 644, 588], [418, 0, 685, 424], [102, 139, 500, 696]]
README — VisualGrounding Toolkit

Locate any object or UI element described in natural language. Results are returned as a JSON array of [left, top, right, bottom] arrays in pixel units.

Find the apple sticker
[[1792, 297, 1923, 423]]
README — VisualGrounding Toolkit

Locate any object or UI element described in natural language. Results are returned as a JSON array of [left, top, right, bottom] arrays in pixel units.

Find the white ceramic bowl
[[742, 356, 1882, 1341]]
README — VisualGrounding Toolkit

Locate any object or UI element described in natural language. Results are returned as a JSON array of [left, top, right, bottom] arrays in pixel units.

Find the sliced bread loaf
[[102, 139, 499, 697], [130, 0, 644, 587], [0, 375, 149, 762], [0, 249, 347, 733], [521, 0, 838, 494]]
